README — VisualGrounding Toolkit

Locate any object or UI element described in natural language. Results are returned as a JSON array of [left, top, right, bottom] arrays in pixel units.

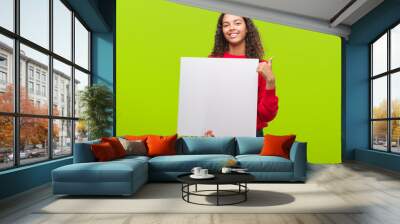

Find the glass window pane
[[372, 33, 387, 76], [20, 117, 49, 165], [75, 120, 88, 143], [0, 0, 14, 31], [53, 59, 72, 117], [20, 0, 49, 49], [20, 44, 49, 115], [391, 72, 400, 118], [372, 77, 387, 119], [372, 121, 388, 151], [0, 116, 14, 170], [391, 120, 400, 153], [53, 0, 72, 60], [74, 17, 89, 70], [391, 24, 400, 70], [53, 119, 72, 157], [74, 69, 89, 118], [0, 34, 14, 112]]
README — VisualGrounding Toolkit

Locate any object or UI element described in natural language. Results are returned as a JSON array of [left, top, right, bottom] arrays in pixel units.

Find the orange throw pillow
[[124, 135, 153, 141], [91, 142, 117, 161], [260, 134, 296, 159], [146, 134, 177, 157], [101, 137, 126, 158]]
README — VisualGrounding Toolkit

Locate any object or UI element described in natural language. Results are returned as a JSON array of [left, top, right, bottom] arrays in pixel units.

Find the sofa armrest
[[289, 142, 307, 181], [73, 140, 100, 163]]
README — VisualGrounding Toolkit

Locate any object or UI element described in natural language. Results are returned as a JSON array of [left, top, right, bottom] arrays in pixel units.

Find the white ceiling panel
[[168, 0, 384, 38]]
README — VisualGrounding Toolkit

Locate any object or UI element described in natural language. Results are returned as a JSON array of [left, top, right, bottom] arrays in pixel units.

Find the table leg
[[217, 184, 219, 206], [245, 183, 247, 201], [195, 184, 197, 192], [187, 184, 190, 202]]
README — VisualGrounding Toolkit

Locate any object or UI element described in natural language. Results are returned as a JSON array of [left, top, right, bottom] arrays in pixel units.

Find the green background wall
[[116, 0, 342, 163]]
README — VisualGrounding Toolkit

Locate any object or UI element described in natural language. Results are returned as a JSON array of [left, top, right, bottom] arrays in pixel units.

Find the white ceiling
[[168, 0, 384, 38]]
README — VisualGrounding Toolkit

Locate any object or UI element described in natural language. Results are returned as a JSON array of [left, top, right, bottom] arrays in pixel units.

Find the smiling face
[[222, 14, 247, 45]]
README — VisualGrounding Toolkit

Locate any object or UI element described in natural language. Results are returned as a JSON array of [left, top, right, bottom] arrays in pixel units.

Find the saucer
[[190, 174, 215, 179]]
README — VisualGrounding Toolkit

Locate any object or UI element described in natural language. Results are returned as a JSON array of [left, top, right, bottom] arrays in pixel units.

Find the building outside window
[[0, 0, 91, 170]]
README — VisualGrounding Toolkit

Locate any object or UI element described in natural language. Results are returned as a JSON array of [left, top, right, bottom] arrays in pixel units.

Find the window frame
[[0, 0, 92, 171], [370, 21, 400, 154]]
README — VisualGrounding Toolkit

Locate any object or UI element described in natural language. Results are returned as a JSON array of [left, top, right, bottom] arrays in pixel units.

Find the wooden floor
[[1, 162, 400, 224]]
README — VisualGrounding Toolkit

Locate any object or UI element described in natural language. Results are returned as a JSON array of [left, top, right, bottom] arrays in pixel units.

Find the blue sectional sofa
[[52, 137, 307, 196]]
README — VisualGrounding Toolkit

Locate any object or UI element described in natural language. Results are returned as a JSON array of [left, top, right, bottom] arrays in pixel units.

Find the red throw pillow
[[91, 142, 117, 161], [101, 137, 127, 158], [146, 134, 177, 157], [259, 134, 296, 159]]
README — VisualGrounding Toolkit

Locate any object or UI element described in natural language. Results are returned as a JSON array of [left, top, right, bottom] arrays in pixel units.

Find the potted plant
[[79, 84, 113, 140]]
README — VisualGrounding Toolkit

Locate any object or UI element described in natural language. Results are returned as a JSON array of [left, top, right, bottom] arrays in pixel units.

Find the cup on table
[[221, 167, 232, 174], [191, 167, 202, 176], [200, 169, 208, 176]]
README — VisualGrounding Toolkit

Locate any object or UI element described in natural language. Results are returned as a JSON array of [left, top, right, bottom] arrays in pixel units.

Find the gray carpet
[[37, 183, 362, 214]]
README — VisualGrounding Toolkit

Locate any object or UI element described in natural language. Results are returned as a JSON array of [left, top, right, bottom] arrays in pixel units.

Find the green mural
[[116, 0, 341, 163]]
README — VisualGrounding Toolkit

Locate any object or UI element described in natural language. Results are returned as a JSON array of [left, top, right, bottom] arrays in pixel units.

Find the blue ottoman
[[52, 157, 148, 196]]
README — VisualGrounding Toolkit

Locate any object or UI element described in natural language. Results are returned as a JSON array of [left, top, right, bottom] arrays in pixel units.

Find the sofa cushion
[[101, 137, 127, 158], [115, 155, 150, 163], [235, 137, 264, 155], [260, 134, 296, 159], [178, 137, 235, 155], [236, 155, 293, 172], [73, 139, 100, 163], [147, 134, 177, 157], [52, 159, 147, 183], [148, 154, 235, 172], [119, 138, 148, 156], [91, 142, 118, 161]]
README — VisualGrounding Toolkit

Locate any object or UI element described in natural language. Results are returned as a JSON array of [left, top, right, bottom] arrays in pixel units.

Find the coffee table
[[177, 172, 255, 206]]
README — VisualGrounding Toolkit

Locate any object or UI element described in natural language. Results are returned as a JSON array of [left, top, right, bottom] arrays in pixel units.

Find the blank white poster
[[177, 57, 259, 137]]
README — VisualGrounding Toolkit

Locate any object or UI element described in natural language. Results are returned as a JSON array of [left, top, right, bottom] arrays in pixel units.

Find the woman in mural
[[205, 13, 279, 137]]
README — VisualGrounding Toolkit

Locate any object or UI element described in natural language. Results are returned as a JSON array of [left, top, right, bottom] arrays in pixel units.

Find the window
[[371, 23, 400, 154], [35, 84, 40, 95], [0, 35, 13, 112], [28, 67, 34, 80], [53, 0, 72, 60], [20, 0, 49, 49], [20, 117, 48, 165], [0, 55, 7, 67], [0, 0, 14, 32], [28, 81, 34, 94], [74, 69, 89, 119], [0, 116, 13, 170], [0, 71, 6, 85], [0, 0, 91, 170], [35, 70, 40, 81], [53, 59, 71, 117], [391, 24, 400, 70], [53, 119, 72, 158], [75, 18, 89, 70], [42, 85, 46, 97]]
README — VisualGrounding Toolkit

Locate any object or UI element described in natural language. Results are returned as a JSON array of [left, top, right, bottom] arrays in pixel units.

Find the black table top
[[177, 172, 255, 185]]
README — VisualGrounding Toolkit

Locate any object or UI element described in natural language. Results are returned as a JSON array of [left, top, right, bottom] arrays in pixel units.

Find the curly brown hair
[[211, 13, 264, 60]]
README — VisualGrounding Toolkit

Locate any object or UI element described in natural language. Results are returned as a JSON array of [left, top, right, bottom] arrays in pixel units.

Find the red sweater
[[209, 52, 279, 131]]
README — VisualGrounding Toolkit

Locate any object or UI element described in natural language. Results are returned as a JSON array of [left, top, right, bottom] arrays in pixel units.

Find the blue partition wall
[[345, 0, 400, 171], [0, 0, 115, 200]]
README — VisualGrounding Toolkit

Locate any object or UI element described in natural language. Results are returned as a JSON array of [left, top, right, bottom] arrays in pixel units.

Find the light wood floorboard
[[1, 162, 400, 224]]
